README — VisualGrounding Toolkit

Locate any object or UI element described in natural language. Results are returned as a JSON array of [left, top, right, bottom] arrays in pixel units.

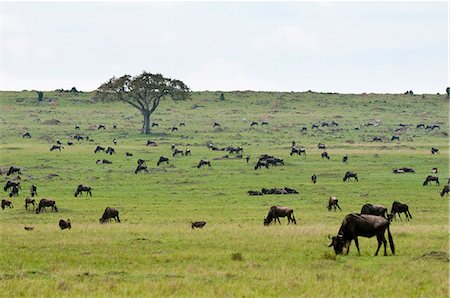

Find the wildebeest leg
[[336, 203, 341, 210], [89, 190, 92, 197], [404, 212, 410, 221], [276, 217, 281, 225], [398, 213, 402, 221], [374, 234, 383, 256], [407, 210, 412, 220], [353, 237, 361, 255], [116, 215, 121, 223]]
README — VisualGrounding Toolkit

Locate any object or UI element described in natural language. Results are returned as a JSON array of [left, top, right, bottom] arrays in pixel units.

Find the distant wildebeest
[[74, 134, 83, 141], [423, 175, 439, 186], [105, 147, 116, 155], [99, 207, 121, 223], [113, 139, 117, 145], [179, 122, 186, 126], [173, 149, 184, 157], [171, 127, 178, 132], [126, 152, 133, 157], [30, 184, 37, 197], [250, 121, 258, 127], [431, 167, 438, 174], [416, 123, 425, 129], [50, 145, 64, 151], [75, 125, 80, 130], [137, 159, 146, 166], [261, 188, 287, 195], [321, 151, 330, 160], [343, 155, 348, 163], [331, 120, 339, 126], [261, 121, 269, 125], [213, 122, 221, 128], [25, 197, 36, 210], [290, 147, 306, 156], [113, 124, 117, 129], [151, 122, 159, 127], [94, 146, 105, 153], [146, 140, 157, 146], [22, 132, 31, 138], [197, 160, 211, 168], [191, 221, 206, 229], [311, 174, 317, 184], [67, 141, 74, 146], [328, 197, 341, 211], [1, 199, 13, 209], [301, 126, 307, 132], [185, 148, 191, 156], [390, 201, 412, 221], [392, 167, 415, 174], [360, 204, 388, 219], [98, 124, 106, 130], [59, 219, 71, 230], [56, 140, 62, 145], [372, 137, 382, 142], [317, 143, 326, 149], [427, 124, 440, 130], [9, 185, 19, 197], [321, 121, 329, 127], [74, 185, 92, 197], [343, 171, 358, 182], [431, 147, 439, 155], [7, 167, 22, 176], [440, 185, 449, 197], [391, 135, 400, 141], [135, 164, 148, 174], [36, 199, 58, 214], [157, 156, 169, 166], [328, 213, 395, 256], [284, 187, 299, 194], [4, 180, 20, 192], [312, 123, 319, 129], [263, 206, 297, 225], [446, 87, 450, 98], [392, 169, 405, 174], [96, 159, 112, 164], [248, 190, 263, 196], [246, 156, 250, 163]]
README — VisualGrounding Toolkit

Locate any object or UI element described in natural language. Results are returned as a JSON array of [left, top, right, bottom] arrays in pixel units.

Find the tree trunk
[[141, 110, 151, 134]]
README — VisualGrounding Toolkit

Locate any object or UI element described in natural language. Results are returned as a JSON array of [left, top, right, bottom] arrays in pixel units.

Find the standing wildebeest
[[137, 159, 146, 166], [105, 147, 116, 155], [250, 121, 258, 127], [343, 155, 348, 163], [312, 123, 319, 129], [171, 127, 178, 132], [301, 126, 307, 132], [328, 213, 395, 256], [318, 143, 326, 149], [431, 147, 439, 154], [290, 147, 306, 156], [191, 221, 206, 229], [30, 184, 37, 197], [423, 175, 439, 186], [67, 141, 74, 146], [321, 152, 330, 160], [56, 140, 62, 145], [50, 145, 64, 151], [23, 132, 31, 138], [431, 167, 438, 174], [391, 135, 400, 141], [74, 185, 92, 197], [99, 207, 121, 223], [98, 124, 106, 130], [25, 197, 36, 210], [59, 219, 71, 230], [9, 185, 20, 197], [263, 206, 297, 225], [36, 199, 58, 214], [173, 149, 184, 157], [74, 134, 83, 141], [343, 171, 358, 182], [151, 122, 159, 127], [197, 160, 211, 168], [135, 164, 148, 174], [4, 180, 20, 192], [94, 146, 105, 153], [1, 199, 13, 209], [440, 185, 449, 197], [390, 201, 412, 221], [311, 174, 317, 184], [328, 197, 341, 211], [360, 204, 388, 219], [7, 166, 22, 176], [185, 148, 191, 156], [213, 122, 221, 128], [157, 156, 169, 166], [372, 137, 382, 142]]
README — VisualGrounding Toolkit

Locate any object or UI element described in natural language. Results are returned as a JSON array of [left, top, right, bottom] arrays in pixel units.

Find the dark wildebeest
[[147, 140, 157, 146], [113, 139, 117, 145], [4, 180, 20, 192], [171, 127, 178, 132], [328, 213, 395, 256], [246, 156, 250, 163], [99, 207, 121, 223], [50, 145, 64, 151], [197, 160, 211, 168], [25, 197, 36, 210], [311, 174, 317, 184], [137, 159, 146, 166], [431, 147, 439, 155], [126, 152, 133, 157], [360, 204, 388, 219], [284, 187, 299, 194], [98, 124, 106, 130], [185, 148, 191, 156], [213, 122, 221, 128], [261, 121, 269, 125], [30, 184, 37, 197], [423, 175, 439, 186], [416, 123, 425, 129], [318, 143, 326, 149], [343, 155, 348, 163], [290, 147, 306, 156], [261, 188, 287, 195], [263, 206, 297, 225], [312, 123, 319, 129], [105, 147, 116, 155], [56, 140, 62, 145], [7, 167, 22, 176], [113, 124, 117, 129], [391, 135, 400, 141], [67, 141, 74, 146], [179, 122, 186, 126], [250, 121, 258, 127], [431, 167, 438, 174], [173, 149, 184, 157], [372, 137, 382, 142], [74, 134, 83, 141], [59, 219, 71, 230], [152, 122, 159, 127], [191, 221, 206, 229], [427, 124, 440, 130], [94, 146, 105, 153], [23, 132, 31, 138], [96, 159, 112, 164], [321, 151, 330, 160], [343, 171, 358, 182], [9, 185, 19, 197], [440, 185, 449, 197], [135, 164, 148, 174], [36, 199, 58, 214], [248, 190, 263, 196], [390, 201, 412, 221], [74, 185, 92, 197], [301, 126, 307, 132], [1, 199, 13, 209], [75, 125, 80, 130], [157, 156, 169, 166], [321, 121, 329, 127], [328, 196, 341, 211]]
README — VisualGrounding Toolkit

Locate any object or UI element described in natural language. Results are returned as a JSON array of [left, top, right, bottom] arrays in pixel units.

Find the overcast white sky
[[1, 1, 448, 93]]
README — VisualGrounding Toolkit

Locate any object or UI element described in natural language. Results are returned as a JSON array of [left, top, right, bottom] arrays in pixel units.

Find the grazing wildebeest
[[372, 137, 382, 142], [24, 226, 34, 231], [30, 184, 37, 197], [7, 166, 22, 176], [197, 160, 211, 168], [311, 174, 317, 184], [328, 197, 341, 211], [96, 159, 112, 164], [440, 185, 449, 197], [99, 207, 121, 223], [98, 124, 106, 130], [391, 135, 400, 141], [343, 155, 348, 163], [147, 140, 157, 146], [94, 146, 105, 153], [67, 141, 74, 146], [290, 147, 306, 156], [360, 204, 388, 218], [263, 206, 297, 225], [431, 167, 438, 174], [1, 199, 13, 209], [423, 175, 439, 186], [321, 121, 329, 127], [431, 147, 439, 154], [36, 199, 58, 214], [213, 122, 221, 127], [328, 213, 395, 256], [171, 126, 178, 132], [105, 147, 116, 155], [301, 126, 307, 132], [312, 123, 319, 129], [173, 149, 184, 157], [135, 164, 148, 174], [157, 156, 169, 166], [151, 122, 159, 127], [74, 185, 92, 197], [9, 185, 19, 197], [75, 125, 80, 130], [261, 188, 287, 195], [318, 143, 326, 149], [390, 201, 412, 221], [4, 180, 20, 192], [59, 219, 71, 230], [23, 132, 31, 138], [343, 171, 358, 182], [25, 197, 36, 210], [284, 187, 299, 194], [185, 148, 191, 156], [126, 152, 133, 157], [250, 121, 258, 127], [331, 120, 339, 126], [248, 190, 263, 196], [50, 145, 64, 151], [179, 122, 186, 126], [191, 221, 206, 229], [321, 151, 330, 160]]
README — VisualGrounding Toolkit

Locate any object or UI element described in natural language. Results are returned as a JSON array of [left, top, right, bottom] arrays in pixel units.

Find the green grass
[[0, 90, 448, 297]]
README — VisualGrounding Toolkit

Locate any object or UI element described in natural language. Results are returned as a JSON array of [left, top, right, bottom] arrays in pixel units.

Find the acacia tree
[[96, 71, 190, 134]]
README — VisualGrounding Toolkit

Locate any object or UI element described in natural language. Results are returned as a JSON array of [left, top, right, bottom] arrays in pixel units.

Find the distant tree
[[36, 91, 44, 102], [95, 72, 190, 134], [219, 93, 225, 101]]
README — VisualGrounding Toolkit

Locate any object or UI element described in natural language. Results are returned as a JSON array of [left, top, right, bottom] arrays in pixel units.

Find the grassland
[[0, 90, 448, 297]]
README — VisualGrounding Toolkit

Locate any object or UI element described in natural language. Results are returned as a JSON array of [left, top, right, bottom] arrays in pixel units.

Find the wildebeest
[[372, 137, 382, 142], [56, 140, 62, 145], [94, 146, 105, 153], [392, 167, 415, 174], [96, 159, 112, 164], [98, 124, 106, 130], [312, 123, 319, 129], [9, 185, 19, 197], [36, 199, 58, 214], [50, 145, 64, 151], [137, 159, 146, 166], [431, 167, 438, 174], [197, 160, 211, 168], [343, 155, 348, 163], [328, 197, 341, 211], [7, 166, 22, 176], [30, 184, 37, 197], [113, 139, 117, 145], [250, 121, 258, 127], [431, 147, 439, 154], [321, 151, 330, 160], [391, 135, 400, 141], [311, 174, 317, 184], [25, 197, 36, 210], [4, 180, 20, 192], [179, 122, 186, 126], [261, 121, 269, 125], [126, 152, 133, 157], [99, 207, 121, 223], [185, 148, 191, 156], [318, 143, 326, 149], [261, 188, 287, 195], [74, 185, 92, 197], [343, 171, 358, 182], [254, 160, 269, 169], [427, 124, 440, 130], [263, 206, 297, 225], [213, 122, 221, 127], [151, 122, 159, 127], [440, 185, 449, 197], [301, 126, 307, 132], [105, 147, 116, 155], [173, 149, 184, 157], [248, 190, 263, 196], [328, 213, 395, 256], [390, 201, 412, 221], [135, 164, 148, 174], [416, 123, 425, 128], [75, 125, 80, 130], [74, 134, 83, 141], [1, 199, 13, 209], [157, 156, 169, 166], [423, 175, 439, 186], [245, 156, 250, 163], [113, 124, 117, 129], [146, 140, 157, 146], [290, 147, 306, 156], [59, 219, 71, 230], [67, 141, 74, 146], [360, 204, 388, 218], [171, 127, 178, 132], [191, 221, 206, 229], [23, 132, 31, 138]]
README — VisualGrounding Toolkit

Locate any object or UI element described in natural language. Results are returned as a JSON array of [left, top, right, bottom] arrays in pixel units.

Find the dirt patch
[[417, 251, 449, 262], [42, 119, 61, 125]]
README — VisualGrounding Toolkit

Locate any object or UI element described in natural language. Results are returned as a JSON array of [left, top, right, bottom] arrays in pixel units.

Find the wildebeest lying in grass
[[59, 219, 71, 230], [431, 147, 439, 154], [390, 201, 412, 221], [191, 221, 206, 229], [36, 199, 58, 214], [423, 175, 439, 186], [213, 122, 221, 127], [179, 122, 186, 126], [94, 146, 105, 153], [147, 140, 157, 146], [327, 197, 341, 211], [171, 126, 178, 132], [372, 137, 382, 142], [328, 213, 395, 256], [264, 206, 297, 225], [440, 185, 449, 197], [135, 164, 148, 174], [4, 180, 20, 192], [25, 197, 36, 210], [96, 159, 112, 164], [343, 171, 358, 182], [99, 207, 121, 224], [262, 188, 287, 195], [197, 160, 211, 168], [157, 156, 169, 166], [360, 204, 388, 219], [392, 167, 415, 174], [261, 121, 269, 125], [50, 145, 64, 151], [311, 174, 317, 184], [105, 147, 116, 155], [22, 132, 31, 138], [250, 121, 258, 127], [67, 141, 74, 146], [74, 185, 92, 197], [321, 151, 330, 159], [248, 190, 263, 196], [1, 199, 13, 209], [416, 123, 425, 128], [7, 166, 22, 176]]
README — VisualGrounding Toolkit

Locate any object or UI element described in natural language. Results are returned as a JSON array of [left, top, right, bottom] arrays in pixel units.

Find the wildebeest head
[[263, 217, 272, 226], [328, 234, 345, 254]]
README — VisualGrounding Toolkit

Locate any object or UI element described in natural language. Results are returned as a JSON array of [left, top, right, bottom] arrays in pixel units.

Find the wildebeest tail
[[387, 223, 395, 255]]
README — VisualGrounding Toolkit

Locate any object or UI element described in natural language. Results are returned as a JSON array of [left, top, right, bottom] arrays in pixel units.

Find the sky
[[1, 1, 448, 93]]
